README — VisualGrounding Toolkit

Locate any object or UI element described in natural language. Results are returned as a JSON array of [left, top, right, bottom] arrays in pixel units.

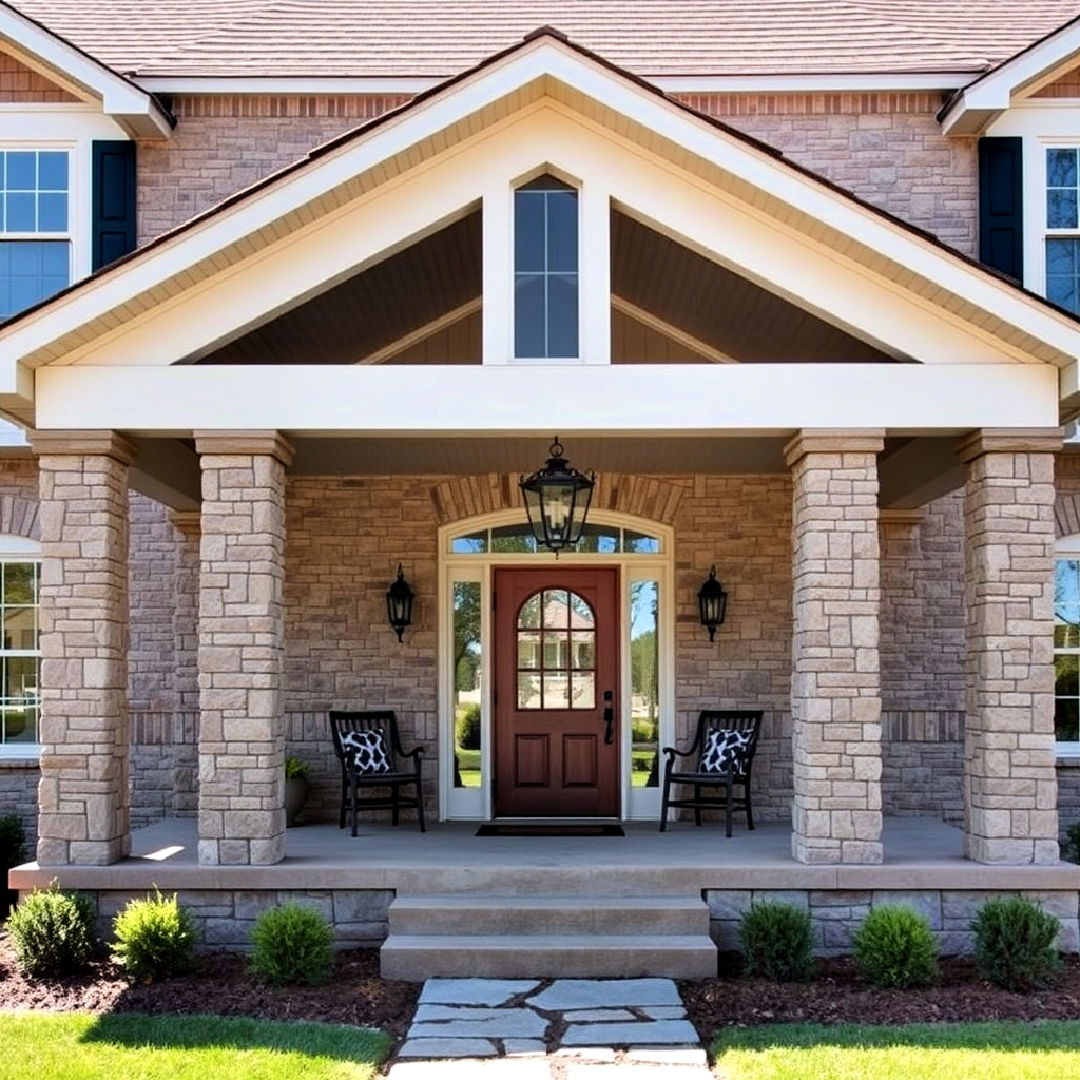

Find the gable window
[[514, 174, 579, 359], [0, 149, 71, 321], [1045, 148, 1080, 314]]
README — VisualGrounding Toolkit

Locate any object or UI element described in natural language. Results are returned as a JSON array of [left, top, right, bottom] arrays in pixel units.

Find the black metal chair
[[659, 710, 762, 837], [328, 710, 427, 835]]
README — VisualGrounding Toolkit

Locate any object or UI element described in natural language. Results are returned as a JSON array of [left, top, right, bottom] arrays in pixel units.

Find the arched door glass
[[516, 588, 595, 710]]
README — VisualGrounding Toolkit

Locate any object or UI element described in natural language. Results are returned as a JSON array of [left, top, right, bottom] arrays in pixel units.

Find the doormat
[[476, 824, 625, 837]]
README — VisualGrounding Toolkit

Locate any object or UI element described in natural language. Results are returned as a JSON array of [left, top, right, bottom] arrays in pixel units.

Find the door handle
[[603, 690, 614, 745]]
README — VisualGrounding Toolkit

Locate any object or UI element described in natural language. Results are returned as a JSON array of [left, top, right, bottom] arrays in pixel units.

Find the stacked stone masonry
[[34, 434, 134, 867], [960, 434, 1061, 866], [787, 434, 884, 865], [196, 433, 291, 866]]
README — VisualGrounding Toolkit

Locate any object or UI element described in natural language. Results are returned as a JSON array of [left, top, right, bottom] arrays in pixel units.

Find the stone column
[[170, 510, 200, 817], [196, 431, 291, 866], [786, 430, 885, 865], [958, 428, 1061, 865], [32, 430, 134, 866]]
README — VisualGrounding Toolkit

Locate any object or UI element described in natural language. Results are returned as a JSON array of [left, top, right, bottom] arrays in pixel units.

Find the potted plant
[[284, 756, 310, 827]]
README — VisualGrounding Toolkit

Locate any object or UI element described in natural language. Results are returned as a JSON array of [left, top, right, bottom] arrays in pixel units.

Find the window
[[1055, 556, 1080, 746], [514, 174, 579, 359], [0, 558, 39, 749], [449, 522, 661, 555], [452, 581, 482, 788], [0, 150, 71, 321], [1046, 148, 1080, 313], [516, 589, 595, 710]]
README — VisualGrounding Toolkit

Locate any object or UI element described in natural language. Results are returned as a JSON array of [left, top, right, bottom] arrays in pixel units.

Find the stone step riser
[[389, 902, 707, 937], [381, 936, 717, 980]]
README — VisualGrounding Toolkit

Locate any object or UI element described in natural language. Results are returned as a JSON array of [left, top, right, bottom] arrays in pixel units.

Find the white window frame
[[1041, 142, 1080, 312], [1054, 533, 1080, 758], [0, 139, 79, 315], [437, 509, 674, 821], [0, 534, 41, 760]]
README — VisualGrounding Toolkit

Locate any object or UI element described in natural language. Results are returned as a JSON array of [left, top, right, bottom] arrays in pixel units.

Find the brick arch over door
[[0, 495, 39, 541], [429, 472, 684, 527]]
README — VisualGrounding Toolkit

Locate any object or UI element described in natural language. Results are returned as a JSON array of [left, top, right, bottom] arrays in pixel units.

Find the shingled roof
[[7, 0, 1080, 78]]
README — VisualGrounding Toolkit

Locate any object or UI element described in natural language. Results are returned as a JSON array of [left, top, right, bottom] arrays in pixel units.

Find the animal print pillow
[[341, 729, 392, 774], [698, 728, 752, 775]]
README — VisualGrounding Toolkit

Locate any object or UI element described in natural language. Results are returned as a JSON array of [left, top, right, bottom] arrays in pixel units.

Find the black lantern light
[[698, 565, 728, 641], [386, 564, 414, 642], [519, 437, 596, 555]]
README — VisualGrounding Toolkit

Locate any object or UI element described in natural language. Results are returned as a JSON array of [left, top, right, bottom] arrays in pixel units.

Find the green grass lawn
[[712, 1021, 1080, 1080], [0, 1012, 389, 1080]]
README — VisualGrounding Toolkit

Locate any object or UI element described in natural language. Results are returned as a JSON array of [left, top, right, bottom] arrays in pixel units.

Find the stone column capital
[[956, 427, 1063, 463], [31, 429, 136, 465], [783, 428, 886, 468], [194, 430, 294, 466]]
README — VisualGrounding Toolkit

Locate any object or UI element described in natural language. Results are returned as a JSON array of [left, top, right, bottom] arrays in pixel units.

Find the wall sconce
[[698, 565, 728, 641], [386, 564, 415, 642]]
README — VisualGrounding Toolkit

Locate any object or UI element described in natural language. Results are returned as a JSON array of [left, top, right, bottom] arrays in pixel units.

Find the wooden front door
[[493, 567, 620, 818]]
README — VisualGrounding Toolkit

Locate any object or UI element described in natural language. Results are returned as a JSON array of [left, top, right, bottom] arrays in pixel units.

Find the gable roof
[[8, 0, 1080, 79], [0, 0, 172, 134], [3, 27, 1080, 422], [941, 11, 1080, 132]]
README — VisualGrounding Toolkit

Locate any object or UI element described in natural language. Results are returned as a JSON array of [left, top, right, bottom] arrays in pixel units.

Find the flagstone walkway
[[386, 978, 712, 1077]]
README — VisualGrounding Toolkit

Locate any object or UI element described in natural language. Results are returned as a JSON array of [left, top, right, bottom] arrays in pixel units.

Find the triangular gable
[[0, 1, 171, 134], [0, 49, 77, 101], [2, 26, 1080, 425], [941, 13, 1080, 133]]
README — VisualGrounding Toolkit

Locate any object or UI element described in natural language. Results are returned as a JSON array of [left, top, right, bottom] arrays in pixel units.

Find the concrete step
[[388, 894, 709, 937], [381, 933, 717, 980]]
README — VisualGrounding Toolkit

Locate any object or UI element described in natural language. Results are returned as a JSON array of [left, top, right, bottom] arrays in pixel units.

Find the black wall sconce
[[698, 565, 728, 641], [386, 564, 415, 642]]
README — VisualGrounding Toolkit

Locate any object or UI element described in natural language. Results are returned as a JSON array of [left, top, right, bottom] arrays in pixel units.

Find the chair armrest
[[661, 745, 693, 761], [401, 746, 424, 760]]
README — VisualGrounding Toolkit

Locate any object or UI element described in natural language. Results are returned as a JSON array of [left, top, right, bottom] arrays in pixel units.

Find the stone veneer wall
[[135, 93, 977, 260], [707, 888, 1080, 957]]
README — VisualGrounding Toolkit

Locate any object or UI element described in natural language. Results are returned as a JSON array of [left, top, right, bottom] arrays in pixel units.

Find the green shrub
[[1065, 822, 1080, 864], [7, 884, 95, 977], [284, 756, 309, 780], [0, 814, 27, 870], [112, 889, 195, 982], [972, 897, 1060, 991], [853, 905, 939, 988], [249, 903, 333, 986], [455, 704, 481, 751], [738, 901, 815, 982]]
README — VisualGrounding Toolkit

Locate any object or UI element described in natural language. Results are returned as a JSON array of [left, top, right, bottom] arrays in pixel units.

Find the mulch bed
[[0, 939, 419, 1042], [680, 954, 1080, 1036]]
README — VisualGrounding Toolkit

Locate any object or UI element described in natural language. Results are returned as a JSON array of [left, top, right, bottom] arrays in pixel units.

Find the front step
[[381, 894, 717, 980]]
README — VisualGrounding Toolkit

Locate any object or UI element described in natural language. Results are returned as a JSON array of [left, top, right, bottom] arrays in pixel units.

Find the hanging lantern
[[386, 564, 414, 642], [519, 437, 596, 555], [698, 565, 728, 641]]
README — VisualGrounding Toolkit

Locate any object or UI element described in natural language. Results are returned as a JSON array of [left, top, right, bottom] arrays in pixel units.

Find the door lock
[[602, 690, 614, 745]]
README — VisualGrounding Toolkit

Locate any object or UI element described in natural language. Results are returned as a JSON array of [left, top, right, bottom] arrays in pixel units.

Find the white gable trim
[[941, 17, 1080, 135], [0, 2, 171, 137]]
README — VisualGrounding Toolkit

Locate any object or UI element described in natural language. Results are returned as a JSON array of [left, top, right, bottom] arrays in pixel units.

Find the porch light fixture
[[698, 565, 728, 641], [519, 437, 596, 555], [386, 564, 415, 642]]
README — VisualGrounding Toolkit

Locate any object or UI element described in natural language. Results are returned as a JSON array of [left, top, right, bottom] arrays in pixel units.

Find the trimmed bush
[[112, 889, 195, 982], [853, 905, 939, 988], [249, 903, 333, 986], [972, 897, 1060, 991], [455, 704, 481, 751], [7, 884, 95, 977], [738, 901, 815, 982]]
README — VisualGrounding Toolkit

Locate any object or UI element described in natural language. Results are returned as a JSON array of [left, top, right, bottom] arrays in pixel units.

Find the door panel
[[494, 566, 619, 817]]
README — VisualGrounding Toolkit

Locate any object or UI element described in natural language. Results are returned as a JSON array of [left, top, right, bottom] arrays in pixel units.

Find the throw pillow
[[699, 728, 752, 775], [341, 729, 392, 774]]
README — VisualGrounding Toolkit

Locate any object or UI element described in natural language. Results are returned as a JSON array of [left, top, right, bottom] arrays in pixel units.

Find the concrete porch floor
[[10, 817, 1080, 894]]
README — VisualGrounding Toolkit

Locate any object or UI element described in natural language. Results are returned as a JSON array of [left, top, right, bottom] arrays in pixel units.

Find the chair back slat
[[329, 710, 400, 768]]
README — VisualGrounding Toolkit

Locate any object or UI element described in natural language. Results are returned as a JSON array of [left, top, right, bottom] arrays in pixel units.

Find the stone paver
[[527, 978, 682, 1010], [418, 979, 539, 1006], [559, 1020, 700, 1047], [397, 977, 708, 1073]]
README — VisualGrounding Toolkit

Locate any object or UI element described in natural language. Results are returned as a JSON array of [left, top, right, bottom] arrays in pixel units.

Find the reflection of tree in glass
[[1056, 561, 1080, 649], [453, 583, 481, 693]]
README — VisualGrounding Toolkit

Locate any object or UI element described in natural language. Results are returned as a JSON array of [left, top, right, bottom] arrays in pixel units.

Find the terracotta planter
[[285, 776, 309, 826]]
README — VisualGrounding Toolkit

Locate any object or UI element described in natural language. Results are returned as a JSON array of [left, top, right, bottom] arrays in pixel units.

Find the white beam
[[35, 363, 1059, 437]]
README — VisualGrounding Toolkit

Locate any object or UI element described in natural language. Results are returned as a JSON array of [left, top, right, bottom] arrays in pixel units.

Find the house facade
[[2, 0, 1080, 973]]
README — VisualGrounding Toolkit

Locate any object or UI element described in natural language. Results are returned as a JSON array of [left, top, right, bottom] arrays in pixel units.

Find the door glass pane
[[630, 580, 660, 788], [517, 588, 596, 710], [542, 672, 569, 709], [543, 590, 570, 628], [571, 672, 595, 709], [517, 672, 542, 709], [517, 632, 541, 669], [452, 581, 482, 788], [571, 631, 594, 669]]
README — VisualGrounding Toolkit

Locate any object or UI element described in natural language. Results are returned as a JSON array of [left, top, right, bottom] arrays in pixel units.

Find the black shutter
[[91, 140, 137, 271], [978, 136, 1024, 283]]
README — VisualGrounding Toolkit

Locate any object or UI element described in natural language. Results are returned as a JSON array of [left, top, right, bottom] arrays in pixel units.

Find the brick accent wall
[[0, 52, 79, 103]]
